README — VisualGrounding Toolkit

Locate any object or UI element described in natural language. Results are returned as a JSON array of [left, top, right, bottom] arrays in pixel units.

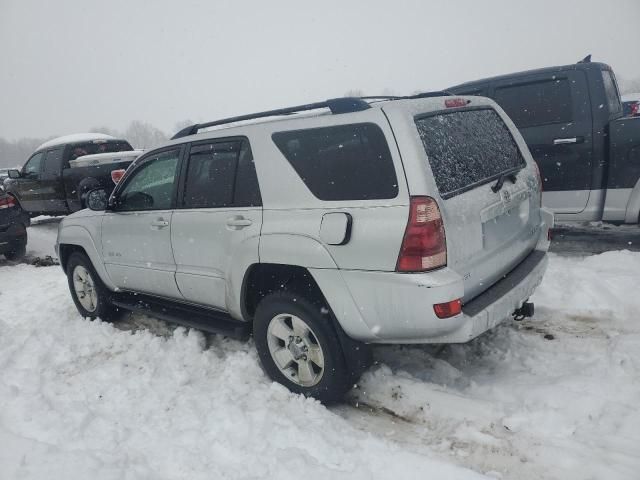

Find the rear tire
[[66, 252, 125, 322], [4, 228, 27, 261], [254, 292, 353, 403]]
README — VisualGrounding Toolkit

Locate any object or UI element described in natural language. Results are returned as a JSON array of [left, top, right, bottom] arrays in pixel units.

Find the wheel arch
[[58, 225, 116, 290]]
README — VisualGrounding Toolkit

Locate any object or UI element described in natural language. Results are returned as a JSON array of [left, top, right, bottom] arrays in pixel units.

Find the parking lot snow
[[0, 250, 639, 479]]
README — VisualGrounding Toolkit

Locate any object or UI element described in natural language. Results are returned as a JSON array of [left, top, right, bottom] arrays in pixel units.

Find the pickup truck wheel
[[254, 292, 352, 403], [66, 252, 125, 322]]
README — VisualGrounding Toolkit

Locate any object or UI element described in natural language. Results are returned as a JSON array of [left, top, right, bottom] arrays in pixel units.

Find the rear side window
[[182, 139, 261, 209], [493, 78, 572, 128], [272, 123, 398, 201], [602, 70, 622, 115], [416, 108, 525, 199], [69, 141, 133, 160]]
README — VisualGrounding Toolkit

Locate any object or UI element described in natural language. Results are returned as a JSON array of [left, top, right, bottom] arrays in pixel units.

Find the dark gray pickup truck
[[3, 133, 140, 216], [450, 58, 640, 223]]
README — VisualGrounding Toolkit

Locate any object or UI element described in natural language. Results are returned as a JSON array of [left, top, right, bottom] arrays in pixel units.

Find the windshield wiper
[[491, 170, 518, 193]]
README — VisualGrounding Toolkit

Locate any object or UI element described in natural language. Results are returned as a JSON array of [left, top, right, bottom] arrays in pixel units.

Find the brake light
[[0, 195, 17, 209], [631, 102, 639, 117], [396, 196, 447, 272], [111, 169, 126, 184], [434, 299, 462, 319], [444, 98, 469, 108]]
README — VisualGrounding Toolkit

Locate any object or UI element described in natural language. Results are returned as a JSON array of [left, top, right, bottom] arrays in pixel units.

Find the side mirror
[[8, 169, 20, 179], [86, 188, 109, 211]]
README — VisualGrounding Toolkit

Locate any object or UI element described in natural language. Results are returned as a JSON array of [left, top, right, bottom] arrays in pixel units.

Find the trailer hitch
[[513, 301, 534, 321]]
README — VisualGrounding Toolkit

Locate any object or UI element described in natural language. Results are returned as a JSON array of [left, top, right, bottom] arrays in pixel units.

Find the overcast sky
[[1, 0, 639, 140]]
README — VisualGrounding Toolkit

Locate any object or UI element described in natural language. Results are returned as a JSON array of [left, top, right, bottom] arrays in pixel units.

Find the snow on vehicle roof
[[69, 150, 143, 168], [36, 133, 120, 152]]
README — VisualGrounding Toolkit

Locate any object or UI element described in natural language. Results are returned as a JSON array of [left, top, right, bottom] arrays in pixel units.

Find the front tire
[[254, 292, 352, 403], [66, 252, 125, 322]]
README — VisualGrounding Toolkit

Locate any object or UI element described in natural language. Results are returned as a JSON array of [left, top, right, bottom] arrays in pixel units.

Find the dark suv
[[0, 191, 29, 260]]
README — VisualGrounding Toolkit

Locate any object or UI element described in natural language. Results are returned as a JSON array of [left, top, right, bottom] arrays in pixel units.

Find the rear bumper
[[314, 209, 553, 344]]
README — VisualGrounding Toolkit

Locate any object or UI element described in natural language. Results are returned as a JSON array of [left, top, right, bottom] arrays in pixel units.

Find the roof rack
[[171, 97, 371, 140], [171, 91, 454, 140]]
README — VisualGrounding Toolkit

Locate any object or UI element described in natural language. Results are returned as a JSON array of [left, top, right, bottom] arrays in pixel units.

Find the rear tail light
[[631, 102, 639, 117], [396, 196, 447, 272], [111, 169, 126, 184], [434, 299, 462, 319], [444, 98, 469, 108], [0, 195, 17, 209]]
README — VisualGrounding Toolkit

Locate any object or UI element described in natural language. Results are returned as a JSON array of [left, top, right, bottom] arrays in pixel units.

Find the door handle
[[150, 219, 169, 228], [226, 216, 252, 229], [553, 136, 584, 145]]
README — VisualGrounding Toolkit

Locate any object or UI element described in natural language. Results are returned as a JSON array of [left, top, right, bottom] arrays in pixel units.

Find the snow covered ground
[[0, 222, 638, 479]]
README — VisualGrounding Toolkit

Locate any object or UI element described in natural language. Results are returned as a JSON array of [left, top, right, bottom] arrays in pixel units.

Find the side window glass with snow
[[116, 149, 180, 211], [23, 152, 44, 179]]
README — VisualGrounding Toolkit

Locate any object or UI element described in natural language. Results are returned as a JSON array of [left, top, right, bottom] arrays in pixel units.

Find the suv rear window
[[272, 123, 398, 201], [415, 108, 525, 199]]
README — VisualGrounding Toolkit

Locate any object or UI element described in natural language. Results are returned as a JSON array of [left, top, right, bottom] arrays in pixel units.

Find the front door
[[491, 70, 593, 213], [101, 147, 183, 299], [39, 147, 67, 213], [15, 152, 45, 211], [171, 139, 262, 310]]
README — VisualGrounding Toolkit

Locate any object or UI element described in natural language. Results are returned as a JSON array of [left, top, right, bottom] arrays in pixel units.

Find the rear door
[[171, 138, 262, 310], [39, 147, 67, 213], [101, 147, 183, 298], [491, 71, 593, 213], [411, 105, 541, 302]]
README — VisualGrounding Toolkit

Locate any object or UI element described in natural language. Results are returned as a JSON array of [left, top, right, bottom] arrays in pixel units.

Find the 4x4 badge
[[502, 190, 512, 204]]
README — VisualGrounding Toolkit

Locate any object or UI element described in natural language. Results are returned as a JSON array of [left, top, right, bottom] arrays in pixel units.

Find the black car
[[0, 191, 29, 260]]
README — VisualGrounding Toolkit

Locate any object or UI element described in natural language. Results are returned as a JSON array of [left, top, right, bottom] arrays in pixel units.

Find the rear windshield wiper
[[491, 170, 519, 193]]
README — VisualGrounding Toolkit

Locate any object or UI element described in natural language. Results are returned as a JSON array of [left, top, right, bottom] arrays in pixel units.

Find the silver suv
[[56, 94, 553, 402]]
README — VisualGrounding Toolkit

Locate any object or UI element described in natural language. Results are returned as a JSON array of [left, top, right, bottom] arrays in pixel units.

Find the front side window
[[493, 78, 573, 128], [602, 70, 622, 115], [23, 152, 44, 178], [272, 123, 398, 201], [116, 149, 180, 211]]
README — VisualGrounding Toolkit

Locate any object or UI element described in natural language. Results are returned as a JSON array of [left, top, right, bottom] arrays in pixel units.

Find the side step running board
[[112, 294, 251, 340]]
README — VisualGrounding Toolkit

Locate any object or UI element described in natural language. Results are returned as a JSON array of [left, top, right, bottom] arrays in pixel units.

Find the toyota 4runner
[[56, 94, 553, 402]]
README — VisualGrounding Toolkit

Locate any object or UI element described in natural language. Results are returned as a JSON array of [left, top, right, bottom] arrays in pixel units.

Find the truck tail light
[[631, 102, 639, 117], [396, 196, 447, 272], [434, 299, 462, 319], [0, 195, 17, 209], [111, 169, 126, 184]]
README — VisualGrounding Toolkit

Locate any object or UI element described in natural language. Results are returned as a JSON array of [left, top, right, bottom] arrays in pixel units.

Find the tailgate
[[413, 106, 542, 302]]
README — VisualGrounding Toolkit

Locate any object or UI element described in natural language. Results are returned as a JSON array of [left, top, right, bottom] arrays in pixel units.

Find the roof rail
[[361, 91, 453, 102], [171, 97, 371, 140]]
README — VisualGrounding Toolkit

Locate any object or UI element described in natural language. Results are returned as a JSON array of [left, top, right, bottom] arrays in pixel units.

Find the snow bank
[[0, 265, 484, 480], [352, 251, 640, 480], [1, 251, 639, 479]]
